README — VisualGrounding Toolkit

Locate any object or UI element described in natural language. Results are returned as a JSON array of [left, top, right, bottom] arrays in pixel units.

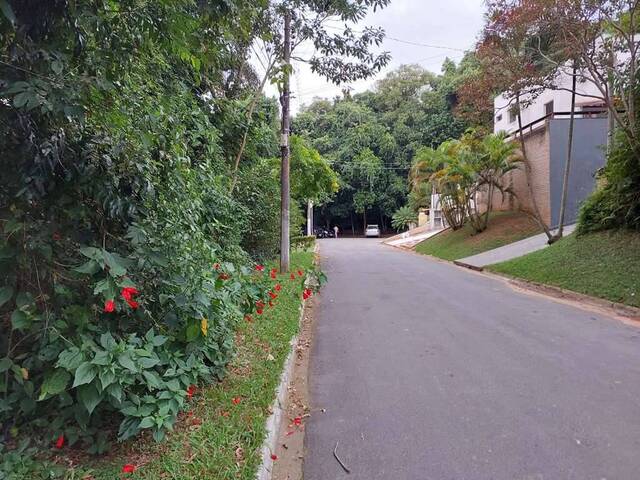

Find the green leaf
[[99, 332, 117, 351], [103, 250, 127, 277], [72, 362, 97, 388], [139, 357, 160, 369], [79, 246, 102, 261], [106, 382, 123, 402], [0, 286, 13, 308], [99, 369, 116, 389], [0, 357, 12, 373], [74, 260, 101, 275], [91, 350, 111, 366], [57, 348, 83, 371], [77, 384, 101, 415], [51, 59, 63, 75], [185, 322, 200, 342], [142, 371, 163, 390], [15, 292, 34, 308], [138, 416, 155, 429], [10, 310, 29, 330], [118, 352, 137, 372], [38, 369, 71, 401]]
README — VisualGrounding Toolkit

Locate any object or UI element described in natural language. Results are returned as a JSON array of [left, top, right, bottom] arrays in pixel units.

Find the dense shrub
[[578, 132, 640, 233], [0, 0, 289, 455]]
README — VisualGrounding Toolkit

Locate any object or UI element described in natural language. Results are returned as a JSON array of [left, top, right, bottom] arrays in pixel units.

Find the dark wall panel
[[548, 118, 607, 228]]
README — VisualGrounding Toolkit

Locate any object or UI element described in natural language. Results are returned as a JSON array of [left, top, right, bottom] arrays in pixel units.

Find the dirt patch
[[271, 296, 316, 480]]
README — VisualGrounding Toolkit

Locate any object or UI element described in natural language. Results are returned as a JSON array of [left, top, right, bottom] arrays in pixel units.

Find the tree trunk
[[350, 211, 355, 235], [363, 210, 367, 233], [279, 11, 291, 273], [515, 91, 553, 241], [551, 62, 577, 243]]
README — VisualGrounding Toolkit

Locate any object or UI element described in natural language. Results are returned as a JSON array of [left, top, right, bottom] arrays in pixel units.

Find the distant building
[[487, 70, 608, 228]]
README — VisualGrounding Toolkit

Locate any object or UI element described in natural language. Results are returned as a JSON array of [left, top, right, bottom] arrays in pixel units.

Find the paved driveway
[[304, 238, 640, 480]]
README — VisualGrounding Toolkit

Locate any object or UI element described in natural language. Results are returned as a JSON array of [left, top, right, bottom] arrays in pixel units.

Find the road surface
[[304, 238, 640, 480]]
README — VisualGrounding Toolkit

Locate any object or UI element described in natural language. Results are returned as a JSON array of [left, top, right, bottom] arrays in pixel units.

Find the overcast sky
[[259, 0, 487, 114]]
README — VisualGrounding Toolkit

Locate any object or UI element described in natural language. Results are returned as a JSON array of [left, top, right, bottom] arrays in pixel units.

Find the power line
[[323, 25, 468, 52]]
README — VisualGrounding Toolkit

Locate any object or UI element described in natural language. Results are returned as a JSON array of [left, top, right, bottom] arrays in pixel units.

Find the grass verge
[[415, 211, 541, 261], [83, 250, 315, 479], [487, 230, 640, 308]]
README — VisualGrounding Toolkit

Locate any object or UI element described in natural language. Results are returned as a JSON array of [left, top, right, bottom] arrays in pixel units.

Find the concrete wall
[[548, 117, 607, 227]]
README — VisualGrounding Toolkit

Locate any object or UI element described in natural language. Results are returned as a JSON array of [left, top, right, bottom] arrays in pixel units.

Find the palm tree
[[469, 132, 521, 232]]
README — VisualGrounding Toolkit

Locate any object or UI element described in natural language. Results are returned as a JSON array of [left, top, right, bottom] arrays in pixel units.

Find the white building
[[494, 70, 606, 135], [487, 69, 608, 227]]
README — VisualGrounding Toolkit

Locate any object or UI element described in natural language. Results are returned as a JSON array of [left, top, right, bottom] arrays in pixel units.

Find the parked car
[[364, 224, 380, 237]]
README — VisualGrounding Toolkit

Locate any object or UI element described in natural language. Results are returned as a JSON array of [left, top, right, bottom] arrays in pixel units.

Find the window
[[509, 108, 517, 123], [544, 100, 554, 116], [496, 114, 503, 122]]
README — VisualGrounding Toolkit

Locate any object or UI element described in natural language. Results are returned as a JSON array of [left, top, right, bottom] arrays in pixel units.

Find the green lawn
[[84, 251, 315, 480], [415, 211, 542, 261], [488, 230, 640, 308]]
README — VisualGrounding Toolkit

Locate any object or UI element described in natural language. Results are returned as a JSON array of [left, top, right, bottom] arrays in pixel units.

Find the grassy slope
[[415, 211, 541, 261], [88, 251, 314, 480], [488, 230, 640, 308]]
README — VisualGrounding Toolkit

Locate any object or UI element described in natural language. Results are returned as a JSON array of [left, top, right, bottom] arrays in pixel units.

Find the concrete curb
[[255, 244, 319, 480]]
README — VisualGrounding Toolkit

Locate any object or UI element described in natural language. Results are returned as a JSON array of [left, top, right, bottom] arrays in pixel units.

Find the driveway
[[304, 238, 640, 480]]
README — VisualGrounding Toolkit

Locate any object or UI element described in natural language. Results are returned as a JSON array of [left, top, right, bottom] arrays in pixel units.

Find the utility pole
[[279, 10, 291, 273]]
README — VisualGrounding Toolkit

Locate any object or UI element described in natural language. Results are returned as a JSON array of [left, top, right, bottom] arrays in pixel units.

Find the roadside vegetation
[[88, 252, 315, 479], [0, 0, 382, 477], [415, 211, 541, 261], [488, 231, 640, 308]]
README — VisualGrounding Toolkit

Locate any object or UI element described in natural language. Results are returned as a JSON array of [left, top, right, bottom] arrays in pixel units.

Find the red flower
[[121, 287, 138, 300], [245, 314, 253, 323], [269, 300, 274, 308], [232, 396, 241, 405], [297, 269, 304, 277], [271, 454, 278, 461], [289, 273, 295, 280], [275, 284, 282, 292], [121, 287, 140, 309], [104, 299, 115, 313], [122, 464, 136, 474], [270, 268, 277, 279], [293, 417, 302, 426], [257, 308, 263, 315], [218, 273, 230, 281], [214, 263, 221, 270], [255, 265, 265, 272], [303, 289, 313, 301], [54, 435, 64, 449], [186, 384, 197, 399], [268, 291, 277, 300]]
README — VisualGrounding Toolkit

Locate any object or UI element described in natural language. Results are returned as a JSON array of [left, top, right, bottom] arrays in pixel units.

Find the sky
[[258, 0, 487, 114]]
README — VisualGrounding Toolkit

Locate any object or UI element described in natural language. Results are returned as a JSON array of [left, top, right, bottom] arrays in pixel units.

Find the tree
[[253, 0, 392, 271], [293, 62, 473, 234], [467, 132, 521, 233], [392, 206, 418, 232]]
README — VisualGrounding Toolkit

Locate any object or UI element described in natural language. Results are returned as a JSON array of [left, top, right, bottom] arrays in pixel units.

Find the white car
[[365, 224, 380, 237]]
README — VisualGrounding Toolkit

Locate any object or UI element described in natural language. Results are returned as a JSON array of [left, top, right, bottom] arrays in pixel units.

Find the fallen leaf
[[235, 446, 245, 461]]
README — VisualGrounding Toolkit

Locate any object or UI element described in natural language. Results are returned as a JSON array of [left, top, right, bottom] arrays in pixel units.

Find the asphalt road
[[303, 238, 640, 480]]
